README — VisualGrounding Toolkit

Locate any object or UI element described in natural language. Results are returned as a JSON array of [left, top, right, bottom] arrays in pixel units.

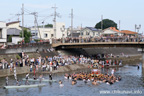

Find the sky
[[0, 0, 144, 33]]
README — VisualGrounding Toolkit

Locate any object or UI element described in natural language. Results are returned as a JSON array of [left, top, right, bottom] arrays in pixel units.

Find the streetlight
[[60, 25, 65, 43], [135, 24, 141, 42]]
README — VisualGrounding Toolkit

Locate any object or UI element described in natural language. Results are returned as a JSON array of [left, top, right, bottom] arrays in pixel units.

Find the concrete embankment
[[110, 55, 142, 65], [43, 64, 90, 74], [0, 66, 30, 77]]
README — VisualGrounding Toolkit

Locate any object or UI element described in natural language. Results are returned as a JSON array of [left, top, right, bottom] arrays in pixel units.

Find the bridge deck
[[52, 42, 144, 49]]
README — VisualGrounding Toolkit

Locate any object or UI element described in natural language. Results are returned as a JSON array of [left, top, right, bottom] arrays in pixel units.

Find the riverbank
[[110, 54, 142, 65], [42, 64, 90, 74], [0, 55, 142, 77], [0, 66, 29, 77]]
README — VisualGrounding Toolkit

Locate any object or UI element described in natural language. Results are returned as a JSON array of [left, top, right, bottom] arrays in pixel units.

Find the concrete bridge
[[52, 42, 144, 49]]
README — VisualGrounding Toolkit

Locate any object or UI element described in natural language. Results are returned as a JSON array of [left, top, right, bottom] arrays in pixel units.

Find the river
[[0, 64, 144, 96]]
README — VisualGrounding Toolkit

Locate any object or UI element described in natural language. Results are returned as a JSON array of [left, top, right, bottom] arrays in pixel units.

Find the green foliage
[[20, 28, 32, 43], [16, 54, 21, 59], [18, 41, 22, 44], [34, 39, 40, 42], [45, 24, 53, 28], [95, 19, 117, 30], [8, 35, 12, 42]]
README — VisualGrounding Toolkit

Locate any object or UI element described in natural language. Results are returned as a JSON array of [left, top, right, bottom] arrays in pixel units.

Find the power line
[[30, 12, 42, 40]]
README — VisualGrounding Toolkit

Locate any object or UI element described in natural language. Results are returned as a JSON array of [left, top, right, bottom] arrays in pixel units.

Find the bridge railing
[[52, 36, 144, 44]]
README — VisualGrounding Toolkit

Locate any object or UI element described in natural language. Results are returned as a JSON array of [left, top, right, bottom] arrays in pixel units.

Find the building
[[81, 27, 102, 38], [120, 30, 137, 36], [103, 27, 122, 36], [6, 21, 22, 30], [103, 27, 138, 37], [31, 22, 67, 40], [67, 26, 82, 37], [6, 21, 22, 44], [0, 21, 7, 46], [7, 28, 21, 40]]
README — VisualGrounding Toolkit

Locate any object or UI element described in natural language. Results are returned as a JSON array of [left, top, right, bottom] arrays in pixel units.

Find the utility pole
[[52, 5, 58, 41], [42, 21, 45, 37], [22, 4, 24, 41], [119, 20, 121, 31], [80, 24, 82, 43], [71, 9, 73, 38], [60, 25, 65, 43], [31, 12, 41, 40], [135, 24, 141, 41], [101, 15, 103, 30]]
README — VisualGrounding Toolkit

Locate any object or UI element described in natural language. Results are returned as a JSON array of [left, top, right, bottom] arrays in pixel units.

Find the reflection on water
[[0, 64, 144, 96]]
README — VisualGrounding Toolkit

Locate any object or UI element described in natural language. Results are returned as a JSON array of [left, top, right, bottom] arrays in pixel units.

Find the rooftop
[[6, 21, 20, 26], [107, 27, 120, 32], [86, 27, 99, 31], [121, 30, 137, 34]]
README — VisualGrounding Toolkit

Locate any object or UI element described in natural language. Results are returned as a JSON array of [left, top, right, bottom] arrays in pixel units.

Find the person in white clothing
[[111, 69, 115, 75]]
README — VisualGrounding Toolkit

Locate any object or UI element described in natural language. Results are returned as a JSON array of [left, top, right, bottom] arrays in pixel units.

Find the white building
[[12, 37, 23, 44], [103, 27, 122, 36], [81, 27, 102, 38], [6, 21, 22, 30], [0, 21, 7, 46], [31, 22, 67, 40], [6, 21, 23, 44]]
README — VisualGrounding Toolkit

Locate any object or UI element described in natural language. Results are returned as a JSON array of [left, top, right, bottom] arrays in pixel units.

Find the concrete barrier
[[0, 44, 52, 55], [0, 66, 30, 77]]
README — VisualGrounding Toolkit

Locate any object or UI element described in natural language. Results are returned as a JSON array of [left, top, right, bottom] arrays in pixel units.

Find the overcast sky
[[0, 0, 144, 33]]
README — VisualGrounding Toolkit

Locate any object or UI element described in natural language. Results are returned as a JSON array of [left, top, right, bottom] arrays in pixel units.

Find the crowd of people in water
[[5, 68, 122, 87], [64, 70, 122, 85]]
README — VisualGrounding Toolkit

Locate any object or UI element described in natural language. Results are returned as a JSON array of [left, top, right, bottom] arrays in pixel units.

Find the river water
[[0, 64, 144, 96]]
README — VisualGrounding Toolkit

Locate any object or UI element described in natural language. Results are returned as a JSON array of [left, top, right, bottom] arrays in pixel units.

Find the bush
[[34, 39, 40, 42], [8, 35, 12, 42], [16, 54, 21, 59]]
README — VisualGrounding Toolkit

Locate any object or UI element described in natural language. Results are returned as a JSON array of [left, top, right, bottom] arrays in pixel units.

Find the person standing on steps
[[5, 75, 8, 86], [49, 73, 52, 80]]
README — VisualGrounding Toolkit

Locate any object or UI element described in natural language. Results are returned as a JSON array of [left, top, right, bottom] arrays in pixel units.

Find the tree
[[95, 19, 117, 30], [45, 24, 53, 28], [8, 35, 12, 42], [20, 28, 32, 43]]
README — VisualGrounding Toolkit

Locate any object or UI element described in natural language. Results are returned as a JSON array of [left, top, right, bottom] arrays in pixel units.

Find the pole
[[35, 14, 41, 40], [34, 13, 37, 39], [135, 24, 137, 32], [71, 9, 73, 38], [22, 4, 24, 41], [135, 24, 141, 42], [119, 20, 120, 31], [52, 5, 57, 42], [42, 21, 44, 38], [60, 25, 65, 43], [101, 15, 103, 30], [80, 24, 82, 43]]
